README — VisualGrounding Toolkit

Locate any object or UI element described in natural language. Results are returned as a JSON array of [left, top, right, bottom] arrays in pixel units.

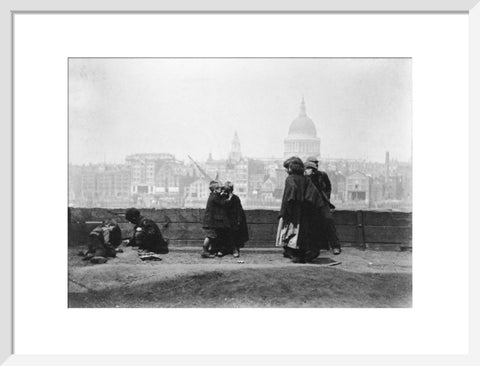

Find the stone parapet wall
[[68, 208, 412, 251]]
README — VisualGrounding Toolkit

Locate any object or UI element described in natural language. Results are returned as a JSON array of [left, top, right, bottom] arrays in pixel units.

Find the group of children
[[78, 156, 341, 265], [78, 207, 170, 263], [201, 180, 249, 258], [78, 181, 248, 264], [78, 156, 340, 266]]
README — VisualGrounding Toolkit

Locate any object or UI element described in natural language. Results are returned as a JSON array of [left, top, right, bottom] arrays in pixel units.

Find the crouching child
[[80, 219, 122, 264], [125, 208, 169, 255]]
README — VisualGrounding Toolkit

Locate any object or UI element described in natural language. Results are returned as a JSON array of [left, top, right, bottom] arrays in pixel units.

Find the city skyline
[[69, 148, 412, 211], [69, 58, 412, 165], [68, 146, 410, 166]]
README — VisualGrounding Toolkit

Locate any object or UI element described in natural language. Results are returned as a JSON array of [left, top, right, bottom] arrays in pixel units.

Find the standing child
[[201, 180, 232, 258], [223, 181, 249, 258]]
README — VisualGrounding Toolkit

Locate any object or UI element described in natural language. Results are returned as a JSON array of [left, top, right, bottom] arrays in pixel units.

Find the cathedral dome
[[288, 116, 317, 137], [284, 98, 321, 160], [287, 98, 317, 137]]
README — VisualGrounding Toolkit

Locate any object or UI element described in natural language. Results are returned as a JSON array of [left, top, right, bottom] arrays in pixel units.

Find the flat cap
[[306, 155, 319, 164]]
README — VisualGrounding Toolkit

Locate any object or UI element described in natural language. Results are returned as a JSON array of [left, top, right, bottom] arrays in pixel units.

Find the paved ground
[[68, 246, 412, 308]]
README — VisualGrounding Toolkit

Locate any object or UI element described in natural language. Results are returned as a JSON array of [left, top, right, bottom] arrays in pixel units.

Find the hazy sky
[[69, 58, 411, 164]]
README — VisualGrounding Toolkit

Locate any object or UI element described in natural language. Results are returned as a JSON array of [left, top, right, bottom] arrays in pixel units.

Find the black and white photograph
[[67, 57, 412, 308]]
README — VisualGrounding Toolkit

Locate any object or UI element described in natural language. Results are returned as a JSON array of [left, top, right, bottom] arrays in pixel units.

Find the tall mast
[[188, 155, 213, 181]]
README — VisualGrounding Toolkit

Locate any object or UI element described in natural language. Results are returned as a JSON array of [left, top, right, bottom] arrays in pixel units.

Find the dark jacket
[[90, 220, 122, 247], [227, 194, 249, 247], [88, 220, 122, 257], [304, 175, 333, 251], [130, 216, 169, 254], [202, 192, 232, 229], [310, 170, 335, 209]]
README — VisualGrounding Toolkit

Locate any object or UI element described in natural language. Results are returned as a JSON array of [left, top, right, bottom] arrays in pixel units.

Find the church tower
[[229, 131, 242, 162]]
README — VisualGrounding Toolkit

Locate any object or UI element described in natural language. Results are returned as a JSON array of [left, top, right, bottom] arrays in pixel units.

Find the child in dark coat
[[201, 180, 233, 258], [223, 181, 249, 258], [125, 207, 169, 255]]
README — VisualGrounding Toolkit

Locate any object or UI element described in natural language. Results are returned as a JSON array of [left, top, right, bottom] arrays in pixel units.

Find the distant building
[[202, 132, 249, 201], [68, 165, 83, 203], [151, 161, 192, 207], [126, 153, 176, 195], [125, 153, 193, 208], [370, 176, 386, 208], [328, 171, 346, 204], [68, 118, 411, 211], [335, 172, 346, 203], [226, 159, 249, 200], [260, 176, 277, 201], [273, 168, 287, 198], [385, 151, 390, 182], [96, 165, 131, 207], [284, 98, 321, 160], [396, 161, 412, 204], [247, 159, 266, 196], [184, 178, 210, 208], [69, 164, 132, 207], [80, 167, 98, 205], [384, 175, 402, 201], [345, 171, 371, 204]]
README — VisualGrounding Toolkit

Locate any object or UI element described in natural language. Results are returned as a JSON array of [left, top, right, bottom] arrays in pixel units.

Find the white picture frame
[[2, 0, 479, 365]]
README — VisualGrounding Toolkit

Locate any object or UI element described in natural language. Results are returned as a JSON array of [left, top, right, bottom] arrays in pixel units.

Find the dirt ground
[[68, 246, 412, 308]]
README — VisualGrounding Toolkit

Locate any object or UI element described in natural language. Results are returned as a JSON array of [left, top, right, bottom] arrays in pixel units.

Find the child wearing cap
[[304, 159, 342, 256]]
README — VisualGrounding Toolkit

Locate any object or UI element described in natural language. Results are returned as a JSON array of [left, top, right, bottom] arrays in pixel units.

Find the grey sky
[[69, 58, 411, 164]]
